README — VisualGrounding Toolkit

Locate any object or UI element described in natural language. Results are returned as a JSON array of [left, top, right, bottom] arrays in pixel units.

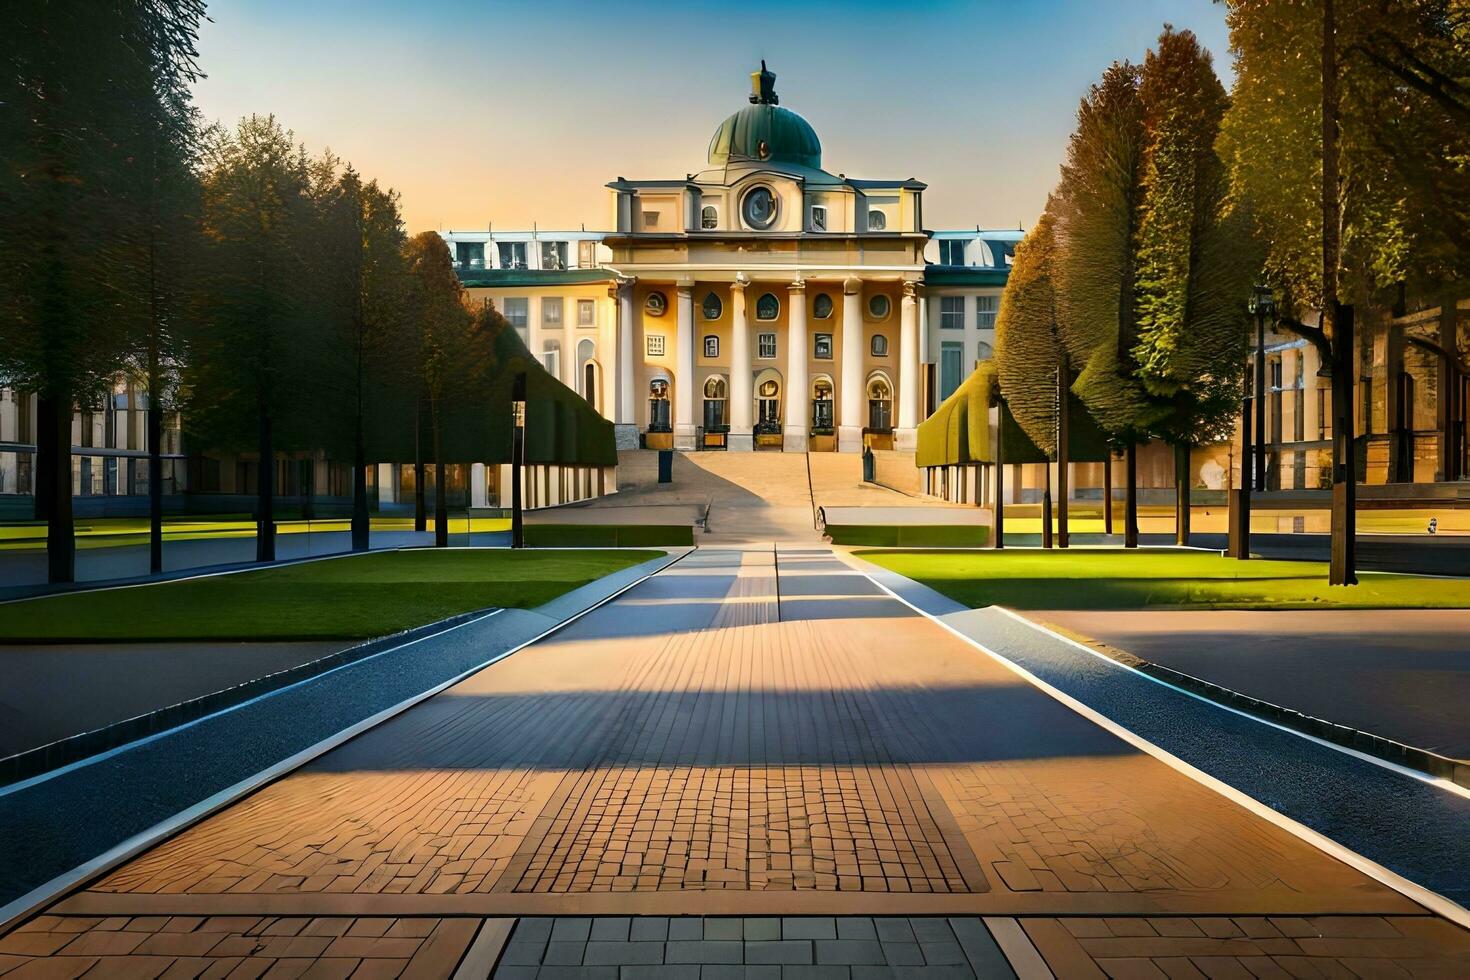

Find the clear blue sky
[[192, 0, 1233, 234]]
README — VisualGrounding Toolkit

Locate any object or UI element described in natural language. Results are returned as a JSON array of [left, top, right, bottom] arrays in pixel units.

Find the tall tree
[[1051, 61, 1153, 547], [0, 0, 206, 582], [1132, 26, 1252, 545], [402, 232, 487, 547], [311, 162, 407, 551], [994, 202, 1071, 545], [187, 116, 318, 563], [1219, 0, 1470, 581]]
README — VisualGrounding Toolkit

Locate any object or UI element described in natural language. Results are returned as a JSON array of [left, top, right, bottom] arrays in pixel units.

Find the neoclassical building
[[448, 64, 1018, 455]]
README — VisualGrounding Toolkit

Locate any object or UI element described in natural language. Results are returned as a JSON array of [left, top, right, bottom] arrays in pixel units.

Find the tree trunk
[[433, 407, 448, 548], [413, 398, 426, 533], [1330, 302, 1358, 584], [352, 437, 370, 552], [1174, 443, 1191, 546], [1322, 0, 1356, 586], [1056, 362, 1070, 548], [43, 395, 75, 583], [1124, 440, 1139, 549], [34, 394, 55, 522], [256, 411, 275, 563], [1041, 460, 1054, 549], [992, 405, 1006, 549], [147, 360, 163, 575], [1103, 451, 1113, 536]]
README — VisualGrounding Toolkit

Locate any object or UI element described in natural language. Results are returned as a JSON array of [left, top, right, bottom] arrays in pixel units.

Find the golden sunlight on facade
[[442, 64, 1018, 459]]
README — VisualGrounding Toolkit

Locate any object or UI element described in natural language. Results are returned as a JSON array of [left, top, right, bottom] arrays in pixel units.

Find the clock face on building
[[742, 186, 777, 230]]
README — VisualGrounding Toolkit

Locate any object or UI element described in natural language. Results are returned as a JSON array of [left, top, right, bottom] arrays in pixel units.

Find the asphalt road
[[1037, 608, 1470, 760]]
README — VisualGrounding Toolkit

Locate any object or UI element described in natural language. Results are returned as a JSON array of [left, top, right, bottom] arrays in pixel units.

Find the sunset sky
[[191, 0, 1233, 235]]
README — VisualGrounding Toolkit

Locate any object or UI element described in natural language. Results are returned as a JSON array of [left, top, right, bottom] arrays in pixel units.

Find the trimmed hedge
[[824, 524, 990, 547], [525, 524, 693, 548]]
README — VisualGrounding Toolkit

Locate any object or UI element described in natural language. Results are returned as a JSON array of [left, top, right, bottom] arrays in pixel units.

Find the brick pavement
[[4, 546, 1467, 976]]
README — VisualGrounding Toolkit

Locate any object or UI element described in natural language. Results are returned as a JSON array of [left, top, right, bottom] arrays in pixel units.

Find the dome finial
[[749, 60, 778, 105]]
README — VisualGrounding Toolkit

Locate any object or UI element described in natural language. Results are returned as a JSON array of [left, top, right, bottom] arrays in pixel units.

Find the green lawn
[[860, 548, 1470, 610], [0, 516, 512, 551], [523, 524, 694, 547], [825, 524, 989, 548], [0, 548, 661, 642]]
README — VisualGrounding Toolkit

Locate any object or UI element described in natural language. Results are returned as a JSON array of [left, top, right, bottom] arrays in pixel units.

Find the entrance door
[[755, 378, 781, 434], [940, 342, 964, 401]]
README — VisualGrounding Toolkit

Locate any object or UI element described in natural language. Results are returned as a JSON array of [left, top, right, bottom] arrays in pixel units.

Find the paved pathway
[[1037, 609, 1470, 760], [4, 546, 1468, 976]]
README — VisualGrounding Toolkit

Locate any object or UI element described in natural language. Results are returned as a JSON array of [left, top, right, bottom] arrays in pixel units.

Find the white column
[[615, 280, 637, 448], [470, 462, 487, 508], [839, 276, 865, 453], [674, 281, 696, 450], [784, 277, 809, 453], [729, 275, 753, 452], [896, 279, 920, 451]]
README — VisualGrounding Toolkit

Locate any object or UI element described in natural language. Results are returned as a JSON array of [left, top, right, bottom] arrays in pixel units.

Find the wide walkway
[[5, 547, 1469, 976]]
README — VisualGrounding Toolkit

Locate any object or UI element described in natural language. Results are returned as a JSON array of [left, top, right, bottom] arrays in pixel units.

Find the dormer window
[[811, 205, 827, 232], [541, 241, 567, 270], [701, 205, 718, 230], [938, 239, 968, 266], [868, 209, 887, 231], [497, 242, 527, 269]]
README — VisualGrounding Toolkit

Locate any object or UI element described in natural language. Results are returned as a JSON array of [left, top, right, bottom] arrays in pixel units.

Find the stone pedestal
[[674, 424, 697, 452], [894, 427, 917, 452], [838, 425, 863, 454], [728, 432, 754, 452], [782, 428, 809, 453]]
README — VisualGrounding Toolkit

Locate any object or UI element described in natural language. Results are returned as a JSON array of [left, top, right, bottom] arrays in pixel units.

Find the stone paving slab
[[6, 546, 1470, 975]]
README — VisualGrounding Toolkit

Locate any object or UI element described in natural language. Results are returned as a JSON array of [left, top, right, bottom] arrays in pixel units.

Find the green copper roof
[[457, 268, 613, 288], [708, 103, 822, 170]]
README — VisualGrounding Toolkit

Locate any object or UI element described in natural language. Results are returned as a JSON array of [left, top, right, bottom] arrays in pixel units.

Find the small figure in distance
[[1427, 516, 1438, 535]]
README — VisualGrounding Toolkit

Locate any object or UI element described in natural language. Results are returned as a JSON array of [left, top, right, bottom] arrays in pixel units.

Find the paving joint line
[[0, 547, 692, 935], [832, 547, 1470, 932]]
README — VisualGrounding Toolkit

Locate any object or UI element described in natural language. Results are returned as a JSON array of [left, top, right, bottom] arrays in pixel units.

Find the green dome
[[707, 103, 822, 170]]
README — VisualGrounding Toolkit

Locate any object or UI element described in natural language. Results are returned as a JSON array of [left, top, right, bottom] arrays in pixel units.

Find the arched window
[[867, 374, 893, 431], [868, 294, 891, 319], [755, 372, 782, 434], [701, 205, 718, 230], [648, 378, 671, 432], [812, 293, 834, 319], [755, 293, 780, 321], [577, 339, 597, 406], [703, 375, 728, 431], [868, 209, 887, 231], [870, 334, 889, 358], [811, 376, 834, 430], [702, 292, 722, 320]]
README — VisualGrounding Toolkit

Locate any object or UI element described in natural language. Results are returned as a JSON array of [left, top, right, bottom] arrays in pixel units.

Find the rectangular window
[[940, 296, 966, 330], [542, 349, 559, 377], [542, 297, 563, 326], [941, 342, 964, 401], [647, 334, 665, 357], [455, 241, 485, 268], [497, 242, 527, 269], [938, 240, 968, 266], [578, 299, 595, 326], [541, 241, 567, 270], [758, 333, 776, 359], [643, 211, 660, 229], [504, 297, 528, 328], [975, 294, 998, 329], [704, 335, 719, 358], [814, 333, 833, 360], [811, 205, 827, 231]]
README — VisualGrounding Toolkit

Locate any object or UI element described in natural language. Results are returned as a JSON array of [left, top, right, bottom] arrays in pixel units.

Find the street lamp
[[511, 372, 526, 550], [1247, 284, 1276, 492]]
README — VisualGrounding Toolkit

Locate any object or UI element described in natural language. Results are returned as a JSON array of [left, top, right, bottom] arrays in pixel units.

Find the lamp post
[[511, 372, 526, 550], [1248, 284, 1275, 492]]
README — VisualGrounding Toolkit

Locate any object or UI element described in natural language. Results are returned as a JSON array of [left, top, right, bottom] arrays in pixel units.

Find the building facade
[[445, 64, 1022, 456]]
